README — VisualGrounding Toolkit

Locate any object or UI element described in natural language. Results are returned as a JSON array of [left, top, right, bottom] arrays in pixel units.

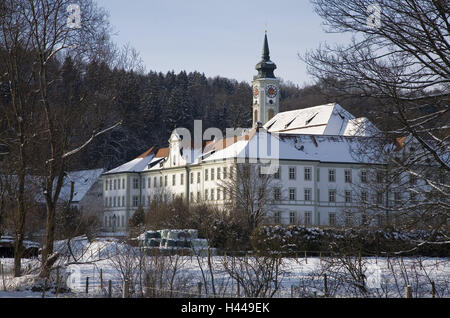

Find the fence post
[[122, 280, 129, 298], [197, 282, 202, 298], [108, 280, 112, 298], [431, 281, 436, 298], [291, 285, 294, 298], [405, 285, 412, 298], [86, 277, 89, 295], [324, 274, 328, 297], [0, 262, 6, 291], [237, 281, 240, 298], [100, 268, 103, 293], [304, 251, 308, 264]]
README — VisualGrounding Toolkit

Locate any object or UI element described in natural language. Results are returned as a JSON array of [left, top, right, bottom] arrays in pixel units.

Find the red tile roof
[[137, 146, 156, 159], [155, 147, 169, 158]]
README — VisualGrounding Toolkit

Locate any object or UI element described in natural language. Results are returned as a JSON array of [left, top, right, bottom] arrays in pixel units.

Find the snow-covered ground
[[0, 237, 448, 298]]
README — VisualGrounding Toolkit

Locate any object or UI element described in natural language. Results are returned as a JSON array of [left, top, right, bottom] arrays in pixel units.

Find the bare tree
[[305, 0, 449, 239], [0, 0, 124, 278], [220, 163, 280, 233]]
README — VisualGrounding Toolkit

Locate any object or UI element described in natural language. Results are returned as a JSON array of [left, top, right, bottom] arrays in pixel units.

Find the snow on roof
[[59, 168, 104, 202], [203, 129, 381, 164], [104, 105, 381, 172], [104, 147, 156, 174], [265, 103, 377, 137]]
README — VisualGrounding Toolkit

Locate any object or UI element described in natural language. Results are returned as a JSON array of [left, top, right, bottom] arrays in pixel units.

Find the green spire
[[262, 32, 270, 61], [255, 32, 277, 79]]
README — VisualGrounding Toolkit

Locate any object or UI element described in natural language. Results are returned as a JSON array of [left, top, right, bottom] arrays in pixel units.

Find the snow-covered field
[[0, 237, 448, 298]]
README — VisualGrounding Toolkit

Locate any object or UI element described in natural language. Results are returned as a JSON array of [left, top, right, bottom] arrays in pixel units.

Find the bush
[[251, 225, 450, 257]]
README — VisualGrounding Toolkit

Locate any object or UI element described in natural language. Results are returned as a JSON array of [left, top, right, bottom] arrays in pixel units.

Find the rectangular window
[[217, 168, 221, 180], [122, 179, 125, 189], [345, 169, 352, 183], [133, 178, 139, 189], [190, 173, 194, 185], [197, 172, 201, 184], [304, 188, 312, 201], [328, 169, 336, 182], [361, 170, 367, 183], [164, 175, 168, 187], [172, 175, 176, 186], [304, 212, 312, 226], [205, 189, 209, 201], [217, 188, 221, 201], [105, 180, 108, 192], [122, 196, 125, 207], [113, 197, 116, 207], [211, 168, 215, 181], [223, 167, 228, 179], [377, 171, 384, 183], [329, 190, 336, 203], [205, 169, 209, 181], [132, 196, 139, 207], [409, 174, 417, 185], [148, 178, 151, 188], [154, 177, 157, 187], [181, 173, 184, 185], [304, 167, 312, 181], [274, 211, 281, 224], [329, 213, 336, 226], [345, 191, 352, 203], [147, 196, 151, 206], [109, 180, 112, 190], [289, 188, 296, 201], [317, 168, 320, 182], [361, 191, 368, 203], [197, 192, 201, 202], [211, 189, 215, 201], [345, 213, 352, 227], [118, 179, 121, 190], [274, 188, 281, 201], [377, 191, 383, 204], [289, 167, 296, 180], [289, 212, 296, 225]]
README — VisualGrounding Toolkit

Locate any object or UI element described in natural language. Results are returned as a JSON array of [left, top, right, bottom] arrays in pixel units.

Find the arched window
[[254, 109, 258, 124], [268, 109, 275, 120]]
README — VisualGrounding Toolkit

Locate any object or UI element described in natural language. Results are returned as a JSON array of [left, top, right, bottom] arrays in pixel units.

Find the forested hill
[[55, 59, 379, 171]]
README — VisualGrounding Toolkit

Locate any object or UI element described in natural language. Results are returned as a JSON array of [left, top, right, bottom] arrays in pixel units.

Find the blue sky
[[95, 0, 351, 86]]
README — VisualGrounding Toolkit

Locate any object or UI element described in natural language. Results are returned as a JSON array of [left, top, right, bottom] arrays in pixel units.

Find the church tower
[[252, 32, 280, 128]]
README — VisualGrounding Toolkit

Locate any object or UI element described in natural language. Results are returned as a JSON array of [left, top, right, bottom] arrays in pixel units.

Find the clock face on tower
[[266, 85, 278, 98], [253, 86, 259, 98]]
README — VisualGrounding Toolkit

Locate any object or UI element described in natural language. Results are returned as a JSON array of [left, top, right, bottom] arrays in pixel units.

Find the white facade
[[102, 34, 396, 232]]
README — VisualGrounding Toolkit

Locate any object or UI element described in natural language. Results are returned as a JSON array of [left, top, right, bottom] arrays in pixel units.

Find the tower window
[[268, 109, 275, 120]]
